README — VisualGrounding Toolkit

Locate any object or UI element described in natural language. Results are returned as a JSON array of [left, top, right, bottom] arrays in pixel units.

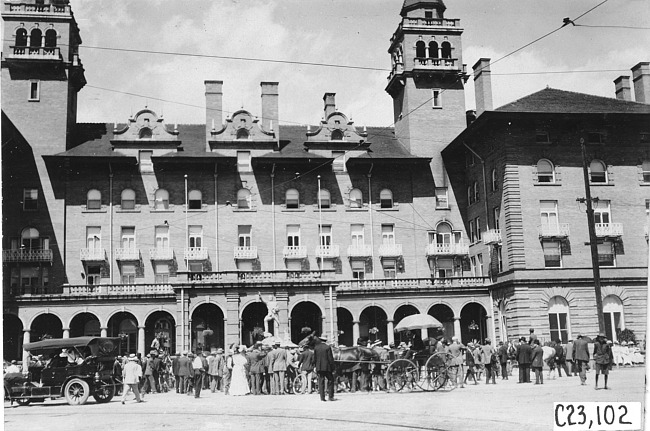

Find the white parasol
[[394, 314, 443, 332]]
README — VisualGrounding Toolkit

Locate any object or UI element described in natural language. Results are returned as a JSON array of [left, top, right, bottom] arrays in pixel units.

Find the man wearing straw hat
[[121, 354, 144, 404]]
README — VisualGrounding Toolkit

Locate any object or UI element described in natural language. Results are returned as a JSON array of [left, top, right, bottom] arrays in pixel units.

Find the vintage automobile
[[4, 337, 120, 406]]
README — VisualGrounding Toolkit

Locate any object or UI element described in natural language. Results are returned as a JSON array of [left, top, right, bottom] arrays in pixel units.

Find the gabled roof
[[496, 87, 650, 114]]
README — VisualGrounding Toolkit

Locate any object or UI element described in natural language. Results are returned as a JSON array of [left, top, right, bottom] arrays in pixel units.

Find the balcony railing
[[6, 3, 70, 13], [149, 247, 174, 260], [7, 46, 62, 60], [538, 223, 570, 238], [61, 284, 174, 296], [179, 270, 333, 283], [184, 247, 208, 260], [80, 248, 106, 261], [114, 248, 140, 261], [347, 244, 372, 258], [234, 246, 258, 260], [595, 223, 623, 237], [378, 243, 403, 257], [404, 17, 461, 27], [338, 276, 487, 291], [425, 242, 469, 256], [413, 57, 459, 69], [483, 229, 502, 245], [315, 245, 339, 259], [3, 248, 53, 262], [283, 246, 307, 259]]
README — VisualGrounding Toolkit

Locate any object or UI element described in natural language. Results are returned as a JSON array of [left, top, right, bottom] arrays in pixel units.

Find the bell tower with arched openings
[[386, 0, 468, 184]]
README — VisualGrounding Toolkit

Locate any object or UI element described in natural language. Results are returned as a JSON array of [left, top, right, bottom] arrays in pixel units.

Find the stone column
[[100, 327, 108, 338], [387, 320, 395, 346], [223, 318, 228, 351], [485, 315, 495, 342], [352, 321, 360, 346], [138, 326, 145, 356], [225, 292, 240, 348], [454, 316, 462, 341], [62, 328, 70, 338], [22, 330, 31, 366]]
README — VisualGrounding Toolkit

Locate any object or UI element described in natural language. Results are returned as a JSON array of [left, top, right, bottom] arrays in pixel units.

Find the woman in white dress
[[228, 345, 250, 396]]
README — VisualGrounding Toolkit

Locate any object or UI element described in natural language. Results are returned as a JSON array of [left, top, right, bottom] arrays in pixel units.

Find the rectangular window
[[469, 219, 476, 243], [436, 258, 454, 278], [121, 227, 136, 249], [10, 268, 19, 289], [237, 260, 253, 271], [155, 226, 170, 249], [319, 259, 335, 270], [496, 245, 503, 272], [188, 225, 203, 248], [237, 151, 252, 172], [598, 240, 615, 267], [536, 131, 550, 144], [286, 260, 302, 271], [542, 241, 562, 268], [435, 187, 448, 209], [381, 224, 395, 245], [432, 89, 441, 108], [189, 262, 203, 273], [332, 151, 346, 172], [87, 266, 101, 286], [548, 312, 569, 344], [540, 200, 559, 230], [139, 151, 153, 173], [23, 188, 38, 210], [351, 260, 365, 280], [475, 217, 481, 241], [643, 160, 650, 183], [382, 259, 396, 279], [493, 207, 501, 230], [121, 263, 136, 284], [587, 132, 604, 144], [319, 225, 332, 246], [87, 227, 101, 249], [287, 224, 300, 247], [29, 80, 40, 101], [238, 225, 252, 247], [476, 254, 483, 276], [350, 224, 364, 247], [155, 263, 169, 283], [593, 200, 611, 225]]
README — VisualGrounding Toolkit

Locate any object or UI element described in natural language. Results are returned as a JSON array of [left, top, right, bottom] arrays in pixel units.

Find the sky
[[73, 0, 650, 126]]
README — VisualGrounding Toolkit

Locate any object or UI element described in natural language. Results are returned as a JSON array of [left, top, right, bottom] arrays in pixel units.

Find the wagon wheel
[[15, 397, 31, 406], [92, 379, 115, 403], [419, 353, 452, 391], [440, 352, 460, 389], [385, 359, 418, 392], [64, 378, 90, 406], [292, 375, 304, 394]]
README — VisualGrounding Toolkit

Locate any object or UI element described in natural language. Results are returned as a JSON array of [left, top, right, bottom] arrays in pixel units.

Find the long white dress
[[228, 354, 250, 396]]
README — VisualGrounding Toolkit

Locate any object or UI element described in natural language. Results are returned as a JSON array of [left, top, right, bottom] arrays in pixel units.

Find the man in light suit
[[572, 334, 590, 385], [271, 341, 288, 395]]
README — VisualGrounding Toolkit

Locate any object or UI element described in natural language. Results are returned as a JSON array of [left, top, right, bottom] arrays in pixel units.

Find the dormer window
[[237, 128, 249, 140], [425, 10, 433, 19], [121, 189, 135, 210], [87, 189, 101, 210], [154, 189, 169, 210], [286, 189, 300, 209], [188, 190, 202, 210], [139, 128, 152, 139], [380, 189, 393, 209], [318, 189, 331, 209], [331, 130, 344, 141]]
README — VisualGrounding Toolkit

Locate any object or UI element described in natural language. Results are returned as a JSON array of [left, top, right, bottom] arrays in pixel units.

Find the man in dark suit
[[176, 351, 192, 394], [249, 342, 266, 395], [572, 334, 590, 385], [172, 352, 181, 393], [516, 337, 532, 383], [314, 334, 335, 402]]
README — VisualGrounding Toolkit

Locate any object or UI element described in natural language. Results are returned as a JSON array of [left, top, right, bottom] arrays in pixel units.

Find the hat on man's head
[[216, 348, 224, 354], [318, 334, 328, 342], [182, 350, 188, 356], [451, 336, 458, 341], [485, 338, 491, 343], [128, 353, 137, 361], [576, 334, 583, 339]]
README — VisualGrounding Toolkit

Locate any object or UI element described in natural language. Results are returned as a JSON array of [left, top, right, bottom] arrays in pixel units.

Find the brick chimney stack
[[614, 76, 632, 101], [260, 82, 279, 132], [473, 58, 493, 116], [631, 62, 650, 104], [205, 80, 223, 142], [323, 93, 336, 118]]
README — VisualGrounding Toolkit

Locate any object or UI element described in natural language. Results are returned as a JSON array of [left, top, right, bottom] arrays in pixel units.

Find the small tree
[[616, 328, 636, 344], [251, 326, 265, 342]]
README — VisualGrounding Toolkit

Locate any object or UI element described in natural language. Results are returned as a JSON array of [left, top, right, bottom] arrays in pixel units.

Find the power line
[[575, 24, 650, 30]]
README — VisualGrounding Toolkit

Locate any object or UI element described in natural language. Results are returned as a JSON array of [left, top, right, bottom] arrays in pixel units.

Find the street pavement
[[4, 366, 645, 431]]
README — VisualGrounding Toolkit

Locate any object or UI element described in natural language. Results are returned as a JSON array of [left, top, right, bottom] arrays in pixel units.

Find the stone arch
[[241, 301, 269, 345], [393, 304, 420, 344], [336, 306, 354, 347], [428, 303, 455, 341], [30, 313, 63, 342], [191, 303, 224, 352], [459, 302, 488, 344], [69, 312, 101, 337], [359, 305, 388, 345], [539, 287, 577, 308], [601, 285, 630, 304], [145, 310, 177, 354], [107, 311, 139, 354], [290, 301, 322, 343]]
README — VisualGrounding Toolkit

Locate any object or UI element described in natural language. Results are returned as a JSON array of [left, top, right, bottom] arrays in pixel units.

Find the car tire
[[92, 379, 115, 403], [64, 378, 90, 406]]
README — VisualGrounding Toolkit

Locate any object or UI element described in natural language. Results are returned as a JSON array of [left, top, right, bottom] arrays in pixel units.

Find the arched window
[[121, 189, 135, 210], [30, 29, 42, 47], [154, 189, 169, 210], [473, 181, 480, 202], [318, 189, 331, 209], [330, 130, 344, 140], [87, 189, 101, 210], [44, 29, 56, 48], [380, 189, 393, 209], [349, 188, 363, 208], [236, 128, 249, 139], [441, 41, 452, 59], [435, 222, 452, 245], [415, 40, 426, 58], [603, 295, 624, 342], [428, 41, 438, 59], [548, 296, 570, 343], [491, 168, 498, 191], [21, 228, 40, 249], [237, 188, 251, 209], [16, 28, 27, 47], [537, 159, 555, 183], [188, 190, 202, 209], [642, 160, 650, 183], [590, 159, 607, 183], [285, 188, 299, 209], [139, 128, 152, 139]]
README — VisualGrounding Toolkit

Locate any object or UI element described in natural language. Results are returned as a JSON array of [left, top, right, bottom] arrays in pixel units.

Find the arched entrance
[[31, 313, 63, 341], [291, 301, 322, 343], [70, 313, 101, 337], [359, 306, 388, 345], [241, 302, 268, 346], [191, 304, 224, 352], [146, 311, 176, 354], [4, 314, 23, 360], [394, 304, 419, 344], [428, 304, 455, 341], [107, 312, 138, 354], [460, 302, 488, 344], [337, 307, 353, 347]]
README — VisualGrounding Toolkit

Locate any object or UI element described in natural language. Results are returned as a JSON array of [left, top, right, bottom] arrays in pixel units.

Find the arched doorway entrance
[[428, 304, 455, 341], [107, 312, 138, 354], [394, 304, 419, 344], [241, 302, 268, 346], [4, 314, 23, 360], [337, 307, 353, 347], [460, 303, 487, 344], [70, 313, 101, 337], [291, 302, 322, 343], [31, 313, 63, 341], [146, 311, 176, 354], [359, 306, 387, 345], [191, 304, 224, 352]]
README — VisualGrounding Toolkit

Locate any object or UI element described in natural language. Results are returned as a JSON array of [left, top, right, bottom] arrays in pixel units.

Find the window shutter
[[560, 239, 572, 255], [607, 165, 614, 184], [613, 239, 625, 255]]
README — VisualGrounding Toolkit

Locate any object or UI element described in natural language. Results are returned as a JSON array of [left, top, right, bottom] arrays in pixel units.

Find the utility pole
[[578, 138, 606, 335]]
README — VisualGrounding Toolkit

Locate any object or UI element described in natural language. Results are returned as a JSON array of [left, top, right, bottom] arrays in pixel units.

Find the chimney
[[473, 58, 493, 116], [260, 82, 279, 132], [323, 93, 336, 118], [614, 76, 631, 101], [631, 62, 650, 104], [205, 80, 223, 142]]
